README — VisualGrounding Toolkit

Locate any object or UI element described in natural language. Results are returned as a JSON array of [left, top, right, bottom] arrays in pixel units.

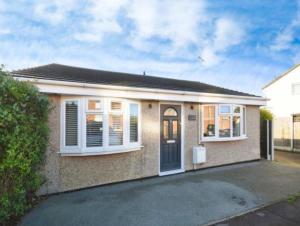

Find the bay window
[[202, 104, 246, 141], [61, 97, 141, 155]]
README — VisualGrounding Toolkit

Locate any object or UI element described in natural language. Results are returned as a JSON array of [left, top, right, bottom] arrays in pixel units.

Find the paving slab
[[216, 209, 297, 226], [214, 199, 300, 226], [19, 161, 300, 226], [266, 201, 300, 224]]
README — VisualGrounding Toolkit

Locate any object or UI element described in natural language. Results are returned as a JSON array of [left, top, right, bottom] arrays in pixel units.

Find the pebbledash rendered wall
[[184, 104, 260, 171], [39, 95, 260, 195]]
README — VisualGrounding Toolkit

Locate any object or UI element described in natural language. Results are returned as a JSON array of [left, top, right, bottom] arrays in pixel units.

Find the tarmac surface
[[19, 161, 300, 226]]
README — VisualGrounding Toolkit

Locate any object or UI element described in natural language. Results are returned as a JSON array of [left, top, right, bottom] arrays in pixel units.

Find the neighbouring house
[[12, 63, 266, 195], [263, 64, 300, 152]]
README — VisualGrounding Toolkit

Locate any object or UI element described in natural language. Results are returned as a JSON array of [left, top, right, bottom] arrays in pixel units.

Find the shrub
[[260, 108, 273, 121], [0, 67, 50, 224]]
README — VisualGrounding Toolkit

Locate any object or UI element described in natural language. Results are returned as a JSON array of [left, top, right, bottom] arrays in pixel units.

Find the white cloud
[[0, 0, 5, 12], [271, 0, 300, 51], [127, 0, 206, 49], [71, 0, 244, 67], [0, 0, 263, 95], [33, 0, 77, 24], [73, 0, 207, 48], [199, 17, 245, 67], [0, 1, 9, 35], [0, 28, 10, 35], [74, 0, 128, 42]]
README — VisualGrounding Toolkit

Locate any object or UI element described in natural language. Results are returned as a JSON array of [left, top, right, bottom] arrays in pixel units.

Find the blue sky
[[0, 0, 300, 95]]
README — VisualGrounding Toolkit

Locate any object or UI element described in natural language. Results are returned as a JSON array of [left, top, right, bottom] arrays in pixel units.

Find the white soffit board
[[14, 77, 267, 106]]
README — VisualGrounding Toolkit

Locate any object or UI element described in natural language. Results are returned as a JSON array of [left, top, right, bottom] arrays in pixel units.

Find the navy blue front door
[[160, 105, 181, 172]]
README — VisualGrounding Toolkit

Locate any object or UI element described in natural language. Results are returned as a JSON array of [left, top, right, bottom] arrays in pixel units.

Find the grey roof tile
[[12, 63, 258, 97]]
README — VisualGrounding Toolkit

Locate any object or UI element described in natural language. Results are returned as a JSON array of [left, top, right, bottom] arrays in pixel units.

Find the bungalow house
[[12, 63, 266, 195], [263, 63, 300, 152]]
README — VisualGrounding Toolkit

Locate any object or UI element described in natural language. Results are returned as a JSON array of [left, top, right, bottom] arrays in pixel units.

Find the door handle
[[167, 140, 175, 143]]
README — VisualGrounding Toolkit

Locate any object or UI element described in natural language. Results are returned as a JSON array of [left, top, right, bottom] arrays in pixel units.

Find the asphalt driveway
[[19, 161, 300, 226]]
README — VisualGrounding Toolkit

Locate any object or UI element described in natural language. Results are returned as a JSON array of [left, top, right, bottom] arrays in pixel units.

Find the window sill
[[58, 146, 144, 156], [201, 136, 248, 142]]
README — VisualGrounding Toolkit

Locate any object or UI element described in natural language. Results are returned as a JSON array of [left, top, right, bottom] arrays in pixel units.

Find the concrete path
[[213, 198, 300, 226], [275, 150, 300, 168], [19, 161, 300, 226]]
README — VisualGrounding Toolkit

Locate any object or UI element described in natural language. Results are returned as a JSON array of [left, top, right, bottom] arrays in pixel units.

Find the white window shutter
[[109, 114, 123, 145], [65, 101, 78, 146], [130, 104, 139, 142]]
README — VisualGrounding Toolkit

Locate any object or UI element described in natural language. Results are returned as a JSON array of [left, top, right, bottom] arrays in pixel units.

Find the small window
[[292, 84, 300, 95], [88, 100, 101, 111], [65, 101, 78, 146], [163, 120, 169, 139], [130, 103, 139, 142], [164, 108, 177, 116], [203, 105, 215, 137], [234, 106, 240, 113], [202, 104, 246, 141], [172, 120, 178, 139], [111, 101, 122, 111], [219, 105, 231, 114]]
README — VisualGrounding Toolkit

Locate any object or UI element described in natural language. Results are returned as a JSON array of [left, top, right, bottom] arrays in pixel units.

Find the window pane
[[219, 105, 231, 114], [233, 116, 241, 137], [219, 115, 230, 137], [172, 120, 178, 139], [86, 114, 103, 147], [164, 108, 177, 116], [109, 114, 123, 145], [234, 106, 240, 113], [111, 101, 122, 111], [65, 101, 78, 146], [292, 84, 300, 95], [203, 106, 215, 137], [243, 107, 246, 135], [130, 104, 138, 142], [163, 120, 169, 139], [88, 100, 101, 111]]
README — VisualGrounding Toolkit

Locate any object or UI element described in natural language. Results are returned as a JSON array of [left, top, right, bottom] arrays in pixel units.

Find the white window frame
[[86, 98, 103, 112], [201, 104, 247, 142], [61, 98, 82, 152], [60, 96, 142, 155], [84, 98, 104, 151], [201, 104, 217, 138], [242, 106, 246, 135], [128, 101, 141, 146], [108, 98, 125, 147]]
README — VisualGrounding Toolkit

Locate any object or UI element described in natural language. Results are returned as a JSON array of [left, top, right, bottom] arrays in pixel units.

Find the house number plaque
[[188, 115, 196, 121]]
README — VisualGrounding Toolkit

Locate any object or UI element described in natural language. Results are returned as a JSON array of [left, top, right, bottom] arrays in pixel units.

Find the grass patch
[[287, 192, 300, 204]]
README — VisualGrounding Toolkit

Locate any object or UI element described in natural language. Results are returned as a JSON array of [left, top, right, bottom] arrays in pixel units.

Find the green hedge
[[260, 108, 273, 121], [0, 67, 50, 224]]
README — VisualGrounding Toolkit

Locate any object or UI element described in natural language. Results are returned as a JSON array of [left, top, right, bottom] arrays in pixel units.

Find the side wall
[[263, 66, 300, 151], [40, 95, 260, 194]]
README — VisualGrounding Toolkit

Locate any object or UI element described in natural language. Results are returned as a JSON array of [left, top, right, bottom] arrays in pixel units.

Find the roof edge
[[13, 76, 265, 102], [12, 63, 258, 98], [263, 63, 300, 90]]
